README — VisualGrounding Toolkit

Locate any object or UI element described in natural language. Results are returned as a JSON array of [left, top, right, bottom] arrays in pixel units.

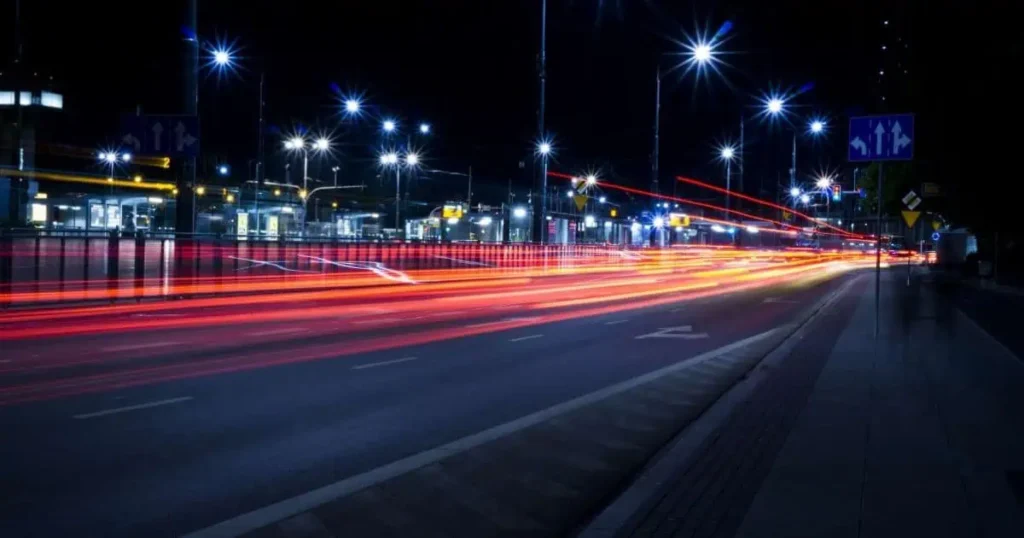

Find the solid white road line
[[101, 341, 181, 352], [73, 396, 193, 420], [508, 334, 544, 342], [351, 357, 418, 370], [182, 326, 783, 538], [243, 328, 309, 337], [604, 320, 629, 326]]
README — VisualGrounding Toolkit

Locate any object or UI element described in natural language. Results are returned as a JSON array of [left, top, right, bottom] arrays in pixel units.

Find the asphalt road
[[0, 272, 851, 538]]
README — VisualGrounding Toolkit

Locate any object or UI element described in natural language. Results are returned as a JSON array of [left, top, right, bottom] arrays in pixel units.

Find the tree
[[856, 162, 915, 217]]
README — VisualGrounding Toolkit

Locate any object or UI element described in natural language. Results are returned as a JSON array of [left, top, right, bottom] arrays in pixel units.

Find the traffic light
[[831, 184, 841, 201], [610, 208, 618, 218]]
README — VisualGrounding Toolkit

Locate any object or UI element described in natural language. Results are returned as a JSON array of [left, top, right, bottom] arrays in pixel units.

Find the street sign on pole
[[901, 210, 920, 228], [848, 114, 914, 162], [121, 115, 200, 157]]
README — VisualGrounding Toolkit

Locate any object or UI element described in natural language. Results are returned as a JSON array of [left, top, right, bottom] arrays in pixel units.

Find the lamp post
[[331, 165, 340, 187], [653, 41, 716, 197], [285, 136, 331, 232], [718, 145, 736, 217]]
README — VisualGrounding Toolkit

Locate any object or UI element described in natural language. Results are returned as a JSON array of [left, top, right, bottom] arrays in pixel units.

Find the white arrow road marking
[[635, 325, 709, 340]]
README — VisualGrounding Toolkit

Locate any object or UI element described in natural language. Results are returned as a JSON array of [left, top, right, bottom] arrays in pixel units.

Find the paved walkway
[[599, 271, 1024, 538]]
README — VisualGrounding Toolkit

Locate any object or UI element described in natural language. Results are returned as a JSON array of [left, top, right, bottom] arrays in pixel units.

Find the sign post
[[849, 114, 915, 338]]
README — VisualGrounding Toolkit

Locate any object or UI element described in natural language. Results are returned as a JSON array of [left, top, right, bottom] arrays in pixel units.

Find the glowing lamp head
[[800, 194, 811, 204], [653, 216, 665, 229], [382, 120, 396, 133], [419, 123, 431, 134], [815, 176, 832, 189], [767, 98, 784, 115], [810, 120, 825, 134], [513, 207, 527, 218], [693, 43, 712, 63], [121, 153, 132, 162], [344, 99, 360, 114], [404, 152, 419, 166], [285, 137, 305, 150], [314, 138, 331, 151], [380, 152, 399, 166], [218, 165, 229, 176], [537, 142, 551, 155], [720, 146, 735, 160], [100, 152, 116, 164], [598, 196, 607, 203], [567, 190, 574, 198], [585, 174, 597, 186], [213, 50, 231, 66], [789, 187, 801, 197]]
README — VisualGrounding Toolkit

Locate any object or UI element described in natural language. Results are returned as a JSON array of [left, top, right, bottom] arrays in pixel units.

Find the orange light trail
[[674, 175, 863, 238]]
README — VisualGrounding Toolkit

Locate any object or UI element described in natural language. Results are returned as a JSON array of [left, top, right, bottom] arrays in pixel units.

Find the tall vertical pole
[[652, 65, 661, 195], [874, 162, 884, 338], [395, 168, 401, 234], [725, 159, 731, 217], [738, 116, 745, 209], [536, 0, 548, 243], [179, 0, 199, 236], [255, 72, 265, 235], [790, 132, 797, 188], [467, 166, 473, 210]]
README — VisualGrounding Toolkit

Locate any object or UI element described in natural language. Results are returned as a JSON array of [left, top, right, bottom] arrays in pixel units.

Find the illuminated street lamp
[[809, 119, 825, 134], [344, 99, 361, 115], [815, 175, 832, 190], [718, 144, 736, 217], [536, 138, 553, 242], [790, 186, 801, 198], [419, 123, 431, 134], [379, 150, 419, 234], [800, 193, 811, 205], [382, 119, 397, 133], [585, 174, 597, 186]]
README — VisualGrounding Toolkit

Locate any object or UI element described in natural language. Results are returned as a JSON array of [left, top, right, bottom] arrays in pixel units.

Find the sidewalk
[[588, 271, 1024, 538]]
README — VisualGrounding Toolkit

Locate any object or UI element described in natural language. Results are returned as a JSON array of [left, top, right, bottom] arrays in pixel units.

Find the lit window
[[19, 91, 32, 105], [40, 92, 63, 109], [31, 203, 47, 223], [0, 91, 14, 105]]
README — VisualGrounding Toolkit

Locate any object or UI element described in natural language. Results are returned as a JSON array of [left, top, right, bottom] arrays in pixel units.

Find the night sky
[[9, 1, 1023, 228]]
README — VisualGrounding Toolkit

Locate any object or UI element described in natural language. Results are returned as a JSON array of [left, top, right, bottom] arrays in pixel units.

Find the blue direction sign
[[121, 115, 199, 157], [848, 114, 913, 162]]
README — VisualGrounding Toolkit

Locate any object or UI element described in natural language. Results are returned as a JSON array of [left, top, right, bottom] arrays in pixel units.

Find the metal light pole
[[536, 0, 548, 243], [255, 72, 265, 235], [652, 67, 661, 194], [719, 146, 735, 218], [394, 166, 401, 232]]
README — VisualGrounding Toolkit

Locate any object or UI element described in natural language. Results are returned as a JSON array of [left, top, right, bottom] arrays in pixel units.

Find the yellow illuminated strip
[[0, 169, 176, 191]]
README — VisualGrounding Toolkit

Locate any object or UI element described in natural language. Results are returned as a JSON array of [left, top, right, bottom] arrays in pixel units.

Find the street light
[[585, 174, 597, 186], [537, 141, 552, 155], [419, 123, 431, 134], [379, 150, 418, 234], [718, 144, 736, 217], [314, 138, 330, 151], [382, 119, 396, 133], [213, 50, 231, 67], [653, 33, 722, 198], [766, 97, 784, 115], [331, 165, 340, 187], [599, 196, 607, 203], [344, 99, 361, 114], [404, 152, 420, 166], [218, 165, 229, 176], [800, 193, 811, 204], [815, 176, 832, 190], [809, 119, 825, 134], [535, 138, 553, 242], [790, 186, 801, 198], [513, 207, 528, 218]]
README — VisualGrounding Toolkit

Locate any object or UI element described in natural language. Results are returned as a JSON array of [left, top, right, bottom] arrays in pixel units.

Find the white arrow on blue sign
[[848, 114, 913, 162], [121, 115, 199, 157]]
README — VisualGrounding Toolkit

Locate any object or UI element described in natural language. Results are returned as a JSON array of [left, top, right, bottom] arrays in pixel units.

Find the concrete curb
[[576, 274, 861, 538]]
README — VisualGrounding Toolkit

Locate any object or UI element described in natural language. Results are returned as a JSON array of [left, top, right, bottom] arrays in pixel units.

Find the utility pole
[[176, 0, 199, 235], [467, 166, 473, 210], [534, 0, 548, 243], [738, 116, 745, 212], [652, 66, 661, 195], [874, 162, 884, 338], [255, 72, 265, 235]]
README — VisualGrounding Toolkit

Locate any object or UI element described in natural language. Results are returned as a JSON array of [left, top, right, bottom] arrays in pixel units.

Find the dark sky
[[9, 0, 1022, 225]]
